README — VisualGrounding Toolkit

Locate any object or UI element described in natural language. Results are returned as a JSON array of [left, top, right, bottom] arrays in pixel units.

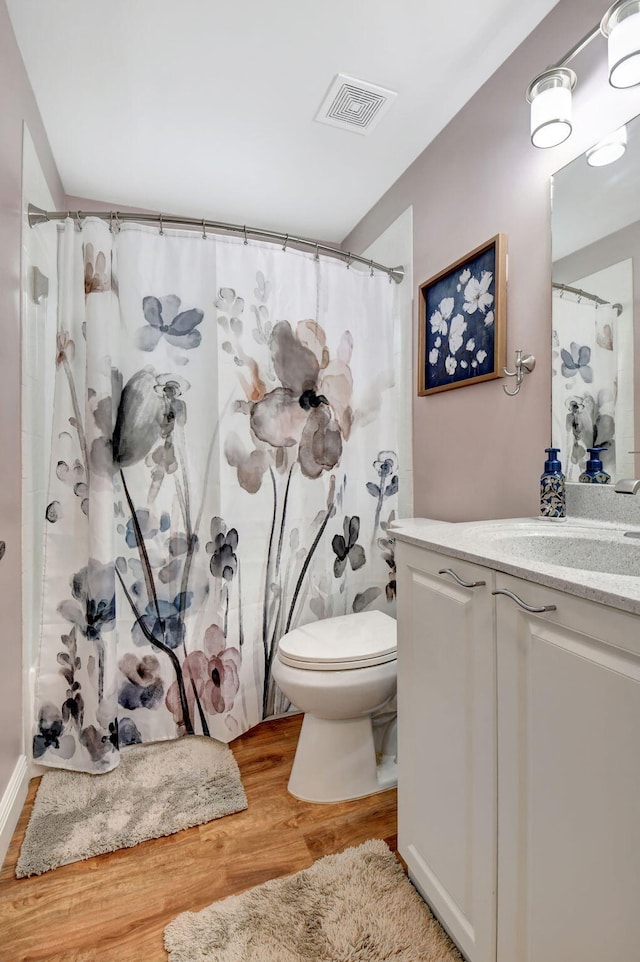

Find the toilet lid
[[277, 610, 397, 671]]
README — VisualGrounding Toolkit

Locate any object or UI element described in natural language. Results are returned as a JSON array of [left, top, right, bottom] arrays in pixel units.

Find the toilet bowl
[[272, 609, 397, 803]]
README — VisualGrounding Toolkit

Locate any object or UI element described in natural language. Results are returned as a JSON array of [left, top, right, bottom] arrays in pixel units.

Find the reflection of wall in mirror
[[553, 221, 640, 481]]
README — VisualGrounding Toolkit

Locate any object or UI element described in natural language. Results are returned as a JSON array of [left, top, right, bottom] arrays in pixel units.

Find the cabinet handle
[[438, 568, 486, 588], [491, 588, 556, 613]]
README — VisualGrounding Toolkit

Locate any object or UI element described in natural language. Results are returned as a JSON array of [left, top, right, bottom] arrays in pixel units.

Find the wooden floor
[[0, 714, 397, 962]]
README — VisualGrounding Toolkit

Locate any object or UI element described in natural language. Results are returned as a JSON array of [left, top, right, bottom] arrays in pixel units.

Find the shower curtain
[[33, 218, 401, 773], [551, 293, 620, 481]]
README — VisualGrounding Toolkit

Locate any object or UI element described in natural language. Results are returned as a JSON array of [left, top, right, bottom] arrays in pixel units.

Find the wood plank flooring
[[0, 714, 397, 962]]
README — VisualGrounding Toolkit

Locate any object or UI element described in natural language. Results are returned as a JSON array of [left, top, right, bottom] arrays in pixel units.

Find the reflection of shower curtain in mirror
[[551, 294, 621, 481]]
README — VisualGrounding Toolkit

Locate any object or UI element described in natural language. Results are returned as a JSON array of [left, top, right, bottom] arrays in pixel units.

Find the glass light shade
[[586, 125, 628, 165], [528, 70, 576, 149], [603, 1, 640, 88]]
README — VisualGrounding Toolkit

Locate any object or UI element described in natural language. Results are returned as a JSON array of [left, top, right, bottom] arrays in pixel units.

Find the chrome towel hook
[[503, 349, 536, 396]]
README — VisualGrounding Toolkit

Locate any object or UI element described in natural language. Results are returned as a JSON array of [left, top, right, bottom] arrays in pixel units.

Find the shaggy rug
[[164, 838, 463, 962], [16, 737, 247, 878]]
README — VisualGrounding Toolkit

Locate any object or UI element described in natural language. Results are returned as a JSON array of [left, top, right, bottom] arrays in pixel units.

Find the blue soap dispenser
[[540, 447, 566, 520], [578, 446, 611, 484]]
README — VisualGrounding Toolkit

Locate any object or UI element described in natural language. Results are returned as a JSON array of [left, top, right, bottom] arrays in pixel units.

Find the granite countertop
[[391, 516, 640, 615]]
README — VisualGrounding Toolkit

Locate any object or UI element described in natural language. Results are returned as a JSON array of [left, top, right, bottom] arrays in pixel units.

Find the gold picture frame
[[418, 234, 507, 396]]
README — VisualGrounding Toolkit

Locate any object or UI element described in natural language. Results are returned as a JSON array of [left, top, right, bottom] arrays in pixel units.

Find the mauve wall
[[344, 0, 640, 522], [0, 3, 63, 799]]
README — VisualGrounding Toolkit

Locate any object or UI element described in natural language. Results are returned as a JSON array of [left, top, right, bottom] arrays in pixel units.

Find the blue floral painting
[[418, 235, 506, 395]]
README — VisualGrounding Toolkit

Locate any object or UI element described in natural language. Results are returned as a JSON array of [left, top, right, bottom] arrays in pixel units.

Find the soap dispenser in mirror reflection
[[540, 447, 566, 520], [578, 446, 611, 484]]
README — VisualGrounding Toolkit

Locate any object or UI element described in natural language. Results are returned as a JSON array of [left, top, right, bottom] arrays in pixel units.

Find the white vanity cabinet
[[494, 571, 640, 962], [396, 540, 640, 962], [396, 543, 497, 962]]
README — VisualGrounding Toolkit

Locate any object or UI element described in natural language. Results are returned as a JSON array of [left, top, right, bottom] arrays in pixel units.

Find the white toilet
[[272, 609, 397, 803]]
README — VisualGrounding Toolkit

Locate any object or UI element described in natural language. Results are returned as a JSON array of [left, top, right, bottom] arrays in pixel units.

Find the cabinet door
[[396, 544, 497, 962], [495, 573, 640, 962]]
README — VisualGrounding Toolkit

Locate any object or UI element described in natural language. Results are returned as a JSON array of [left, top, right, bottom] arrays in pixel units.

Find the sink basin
[[490, 525, 640, 577], [393, 516, 640, 612]]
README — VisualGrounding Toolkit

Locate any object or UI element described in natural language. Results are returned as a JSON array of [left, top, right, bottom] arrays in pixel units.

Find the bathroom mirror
[[551, 111, 640, 483]]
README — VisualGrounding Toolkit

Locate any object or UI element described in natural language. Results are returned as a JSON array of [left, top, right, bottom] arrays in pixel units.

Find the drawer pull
[[491, 588, 556, 613], [438, 568, 486, 588]]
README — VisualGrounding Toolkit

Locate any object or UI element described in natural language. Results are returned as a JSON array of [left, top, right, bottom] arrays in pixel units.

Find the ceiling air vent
[[315, 74, 397, 135]]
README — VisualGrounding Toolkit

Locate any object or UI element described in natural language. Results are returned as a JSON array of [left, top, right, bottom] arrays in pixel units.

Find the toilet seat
[[277, 610, 397, 671]]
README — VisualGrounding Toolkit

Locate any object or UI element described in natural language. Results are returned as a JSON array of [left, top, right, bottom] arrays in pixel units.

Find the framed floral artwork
[[418, 234, 507, 395]]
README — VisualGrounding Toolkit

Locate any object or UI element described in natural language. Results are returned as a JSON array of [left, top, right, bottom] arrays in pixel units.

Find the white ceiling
[[8, 0, 561, 242]]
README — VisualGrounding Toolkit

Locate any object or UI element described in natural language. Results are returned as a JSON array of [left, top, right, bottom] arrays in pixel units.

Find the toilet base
[[287, 713, 398, 803]]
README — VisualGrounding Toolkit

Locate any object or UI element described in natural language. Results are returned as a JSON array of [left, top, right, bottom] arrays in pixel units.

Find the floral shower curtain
[[551, 293, 619, 480], [33, 218, 400, 773]]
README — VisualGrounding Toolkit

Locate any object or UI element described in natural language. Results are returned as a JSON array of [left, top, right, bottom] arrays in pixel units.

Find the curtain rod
[[552, 281, 623, 316], [27, 204, 405, 284]]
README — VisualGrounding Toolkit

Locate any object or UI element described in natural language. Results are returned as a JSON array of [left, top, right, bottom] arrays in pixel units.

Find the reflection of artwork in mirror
[[551, 112, 640, 484], [417, 234, 506, 396]]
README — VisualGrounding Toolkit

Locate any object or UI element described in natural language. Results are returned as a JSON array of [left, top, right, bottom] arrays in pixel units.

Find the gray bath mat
[[164, 838, 463, 962], [16, 736, 247, 877]]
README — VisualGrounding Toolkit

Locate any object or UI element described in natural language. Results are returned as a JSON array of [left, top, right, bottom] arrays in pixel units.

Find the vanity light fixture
[[586, 124, 628, 164], [602, 0, 640, 88], [527, 0, 640, 149], [527, 67, 577, 148]]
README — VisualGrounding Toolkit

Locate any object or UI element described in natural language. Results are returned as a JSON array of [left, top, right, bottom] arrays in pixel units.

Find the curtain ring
[[346, 253, 352, 270], [315, 243, 320, 262], [202, 219, 207, 240], [282, 234, 289, 252], [159, 213, 164, 236], [369, 259, 374, 277], [243, 225, 248, 246], [75, 210, 83, 231]]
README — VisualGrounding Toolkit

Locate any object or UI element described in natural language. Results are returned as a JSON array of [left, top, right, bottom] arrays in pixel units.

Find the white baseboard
[[0, 754, 29, 869]]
